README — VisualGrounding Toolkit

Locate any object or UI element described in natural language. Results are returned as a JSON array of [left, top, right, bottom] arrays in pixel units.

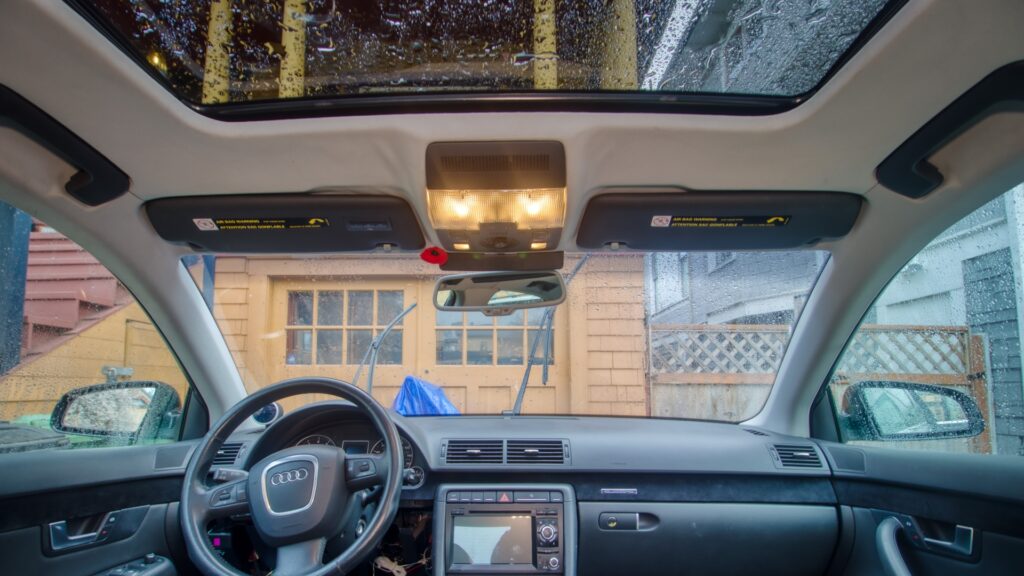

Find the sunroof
[[74, 0, 898, 111]]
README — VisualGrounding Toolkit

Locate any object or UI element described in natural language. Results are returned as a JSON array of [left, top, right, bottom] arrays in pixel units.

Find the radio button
[[549, 491, 564, 503], [514, 491, 550, 503], [446, 492, 459, 503], [536, 518, 559, 546], [548, 557, 560, 570], [470, 492, 484, 503], [457, 492, 472, 503]]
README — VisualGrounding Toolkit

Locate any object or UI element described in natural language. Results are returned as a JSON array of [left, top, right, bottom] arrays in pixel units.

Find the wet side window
[[0, 201, 190, 453], [830, 183, 1024, 456]]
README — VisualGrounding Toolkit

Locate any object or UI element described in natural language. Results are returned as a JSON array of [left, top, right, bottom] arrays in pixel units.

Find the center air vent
[[445, 440, 503, 464], [770, 444, 823, 469], [213, 442, 243, 466], [506, 440, 566, 464]]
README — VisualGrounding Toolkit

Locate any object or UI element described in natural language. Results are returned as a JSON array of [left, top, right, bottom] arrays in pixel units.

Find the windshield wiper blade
[[353, 302, 417, 394], [508, 254, 590, 415]]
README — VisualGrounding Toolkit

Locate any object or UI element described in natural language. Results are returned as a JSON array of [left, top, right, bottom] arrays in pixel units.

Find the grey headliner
[[1, 0, 1023, 434]]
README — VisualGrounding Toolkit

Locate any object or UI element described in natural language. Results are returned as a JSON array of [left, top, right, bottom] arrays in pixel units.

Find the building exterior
[[644, 185, 1024, 455], [201, 254, 649, 417]]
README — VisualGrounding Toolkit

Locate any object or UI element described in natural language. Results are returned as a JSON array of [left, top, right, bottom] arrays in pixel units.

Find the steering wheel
[[180, 377, 404, 576]]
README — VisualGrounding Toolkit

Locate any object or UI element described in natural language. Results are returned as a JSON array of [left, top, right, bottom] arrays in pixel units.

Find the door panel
[[0, 504, 176, 575], [821, 442, 1024, 575], [0, 443, 196, 575]]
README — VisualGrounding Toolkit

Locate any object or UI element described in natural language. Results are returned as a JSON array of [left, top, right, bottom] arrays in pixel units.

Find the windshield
[[187, 250, 826, 421], [77, 0, 893, 104]]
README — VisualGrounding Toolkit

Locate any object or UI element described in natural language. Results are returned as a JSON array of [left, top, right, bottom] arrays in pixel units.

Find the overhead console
[[145, 193, 425, 252], [576, 188, 862, 250]]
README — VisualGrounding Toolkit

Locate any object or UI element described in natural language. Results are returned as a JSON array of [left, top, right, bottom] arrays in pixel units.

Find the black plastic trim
[[61, 1, 906, 122], [0, 477, 181, 533], [834, 480, 1024, 541], [877, 60, 1024, 198], [0, 84, 130, 205], [422, 472, 836, 505]]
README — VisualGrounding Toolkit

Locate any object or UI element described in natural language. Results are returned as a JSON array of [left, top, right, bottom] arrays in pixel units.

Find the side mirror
[[434, 271, 566, 316], [50, 381, 182, 445], [840, 381, 985, 442]]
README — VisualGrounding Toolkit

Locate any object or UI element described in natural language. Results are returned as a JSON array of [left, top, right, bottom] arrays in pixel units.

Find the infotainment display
[[451, 515, 533, 565]]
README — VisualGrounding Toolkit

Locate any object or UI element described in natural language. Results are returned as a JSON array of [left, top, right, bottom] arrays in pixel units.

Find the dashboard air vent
[[743, 428, 769, 436], [770, 444, 823, 469], [445, 440, 503, 464], [506, 440, 566, 464], [213, 442, 243, 466]]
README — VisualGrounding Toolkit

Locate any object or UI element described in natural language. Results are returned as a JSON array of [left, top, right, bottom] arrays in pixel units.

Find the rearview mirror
[[50, 381, 182, 444], [434, 271, 566, 316], [839, 381, 985, 442]]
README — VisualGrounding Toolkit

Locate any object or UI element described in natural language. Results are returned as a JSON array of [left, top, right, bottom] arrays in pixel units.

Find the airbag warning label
[[650, 215, 790, 228], [193, 217, 329, 231]]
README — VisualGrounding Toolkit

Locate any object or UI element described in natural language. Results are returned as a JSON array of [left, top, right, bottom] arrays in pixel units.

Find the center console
[[433, 484, 576, 576]]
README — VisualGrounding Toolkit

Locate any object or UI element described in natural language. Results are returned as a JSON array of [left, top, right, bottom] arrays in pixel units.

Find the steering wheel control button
[[599, 512, 638, 531]]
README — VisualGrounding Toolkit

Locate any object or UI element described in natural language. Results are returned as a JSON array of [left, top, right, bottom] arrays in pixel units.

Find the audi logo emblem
[[270, 468, 309, 486]]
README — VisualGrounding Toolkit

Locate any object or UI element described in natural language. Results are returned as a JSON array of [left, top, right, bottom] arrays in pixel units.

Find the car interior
[[1, 1, 1024, 575]]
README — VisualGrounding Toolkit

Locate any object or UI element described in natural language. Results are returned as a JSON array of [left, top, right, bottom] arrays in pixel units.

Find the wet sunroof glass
[[79, 0, 894, 105]]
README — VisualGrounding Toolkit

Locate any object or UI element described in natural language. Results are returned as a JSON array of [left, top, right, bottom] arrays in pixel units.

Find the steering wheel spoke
[[194, 474, 250, 522], [275, 538, 326, 576], [345, 453, 388, 491]]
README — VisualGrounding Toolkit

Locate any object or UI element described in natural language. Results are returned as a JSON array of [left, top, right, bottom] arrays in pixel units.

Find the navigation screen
[[451, 515, 533, 566]]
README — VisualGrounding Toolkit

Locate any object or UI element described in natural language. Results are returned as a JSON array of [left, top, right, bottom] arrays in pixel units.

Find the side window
[[0, 201, 191, 452], [830, 184, 1024, 456]]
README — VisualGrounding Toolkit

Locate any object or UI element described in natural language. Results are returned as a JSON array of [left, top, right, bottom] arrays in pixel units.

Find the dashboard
[[292, 428, 415, 469], [222, 401, 842, 576]]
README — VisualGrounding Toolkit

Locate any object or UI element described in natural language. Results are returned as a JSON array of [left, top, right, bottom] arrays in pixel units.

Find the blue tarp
[[392, 375, 460, 416]]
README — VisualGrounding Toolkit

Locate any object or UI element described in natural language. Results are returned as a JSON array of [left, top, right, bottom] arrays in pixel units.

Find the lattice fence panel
[[650, 325, 969, 376], [835, 327, 967, 374], [650, 327, 789, 374]]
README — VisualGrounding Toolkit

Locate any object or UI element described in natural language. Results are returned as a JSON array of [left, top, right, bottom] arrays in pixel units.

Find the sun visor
[[576, 189, 862, 250], [145, 194, 425, 253]]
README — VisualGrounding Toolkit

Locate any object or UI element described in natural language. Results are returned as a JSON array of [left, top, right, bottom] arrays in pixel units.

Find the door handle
[[923, 525, 974, 557], [876, 516, 912, 576], [45, 506, 151, 555], [49, 518, 104, 551]]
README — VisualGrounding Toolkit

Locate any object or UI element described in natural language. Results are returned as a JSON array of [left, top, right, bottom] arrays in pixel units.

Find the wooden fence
[[648, 324, 992, 452]]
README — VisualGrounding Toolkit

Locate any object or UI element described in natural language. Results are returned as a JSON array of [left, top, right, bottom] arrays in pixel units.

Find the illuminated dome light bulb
[[522, 195, 546, 217], [451, 199, 471, 218]]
